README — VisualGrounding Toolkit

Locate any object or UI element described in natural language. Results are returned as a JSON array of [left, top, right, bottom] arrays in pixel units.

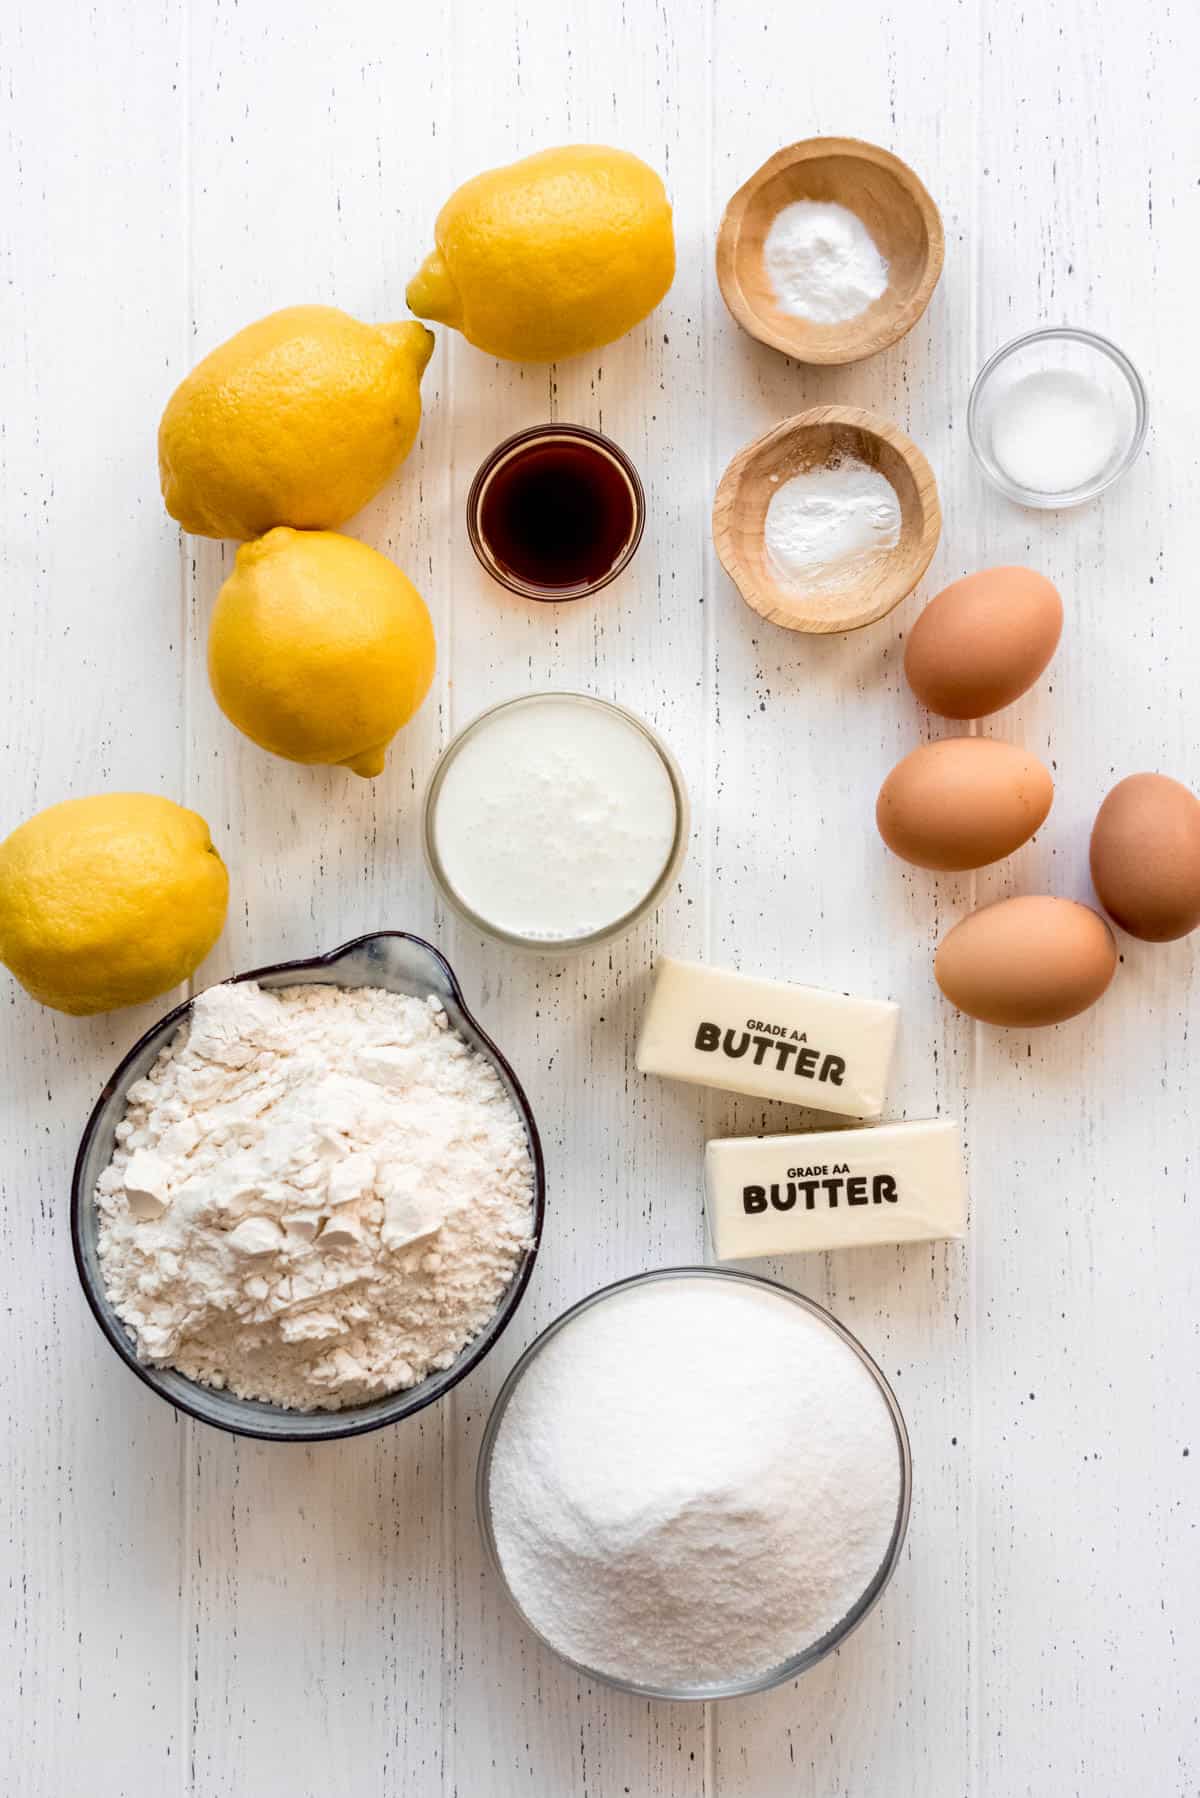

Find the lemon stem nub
[[406, 252, 462, 330], [342, 744, 388, 779], [378, 320, 436, 374]]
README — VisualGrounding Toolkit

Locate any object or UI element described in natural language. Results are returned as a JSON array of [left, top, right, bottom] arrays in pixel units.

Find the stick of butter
[[705, 1119, 966, 1260], [636, 956, 899, 1119]]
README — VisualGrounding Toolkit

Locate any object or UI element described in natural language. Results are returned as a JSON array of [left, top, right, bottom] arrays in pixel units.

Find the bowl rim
[[716, 135, 945, 366], [967, 325, 1149, 508], [69, 930, 546, 1443], [422, 691, 690, 952], [465, 421, 647, 601], [475, 1264, 913, 1701], [712, 404, 943, 634]]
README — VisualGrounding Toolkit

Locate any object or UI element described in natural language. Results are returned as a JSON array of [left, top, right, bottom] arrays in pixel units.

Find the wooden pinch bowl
[[716, 137, 944, 366], [713, 407, 941, 635]]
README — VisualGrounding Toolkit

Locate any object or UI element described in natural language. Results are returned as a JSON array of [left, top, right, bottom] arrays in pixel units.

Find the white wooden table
[[2, 2, 1197, 1792]]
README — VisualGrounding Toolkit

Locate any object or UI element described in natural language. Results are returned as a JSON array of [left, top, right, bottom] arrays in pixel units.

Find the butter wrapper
[[636, 956, 899, 1119], [705, 1119, 966, 1260]]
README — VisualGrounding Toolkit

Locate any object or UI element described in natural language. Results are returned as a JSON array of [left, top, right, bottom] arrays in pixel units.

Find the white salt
[[990, 369, 1118, 494]]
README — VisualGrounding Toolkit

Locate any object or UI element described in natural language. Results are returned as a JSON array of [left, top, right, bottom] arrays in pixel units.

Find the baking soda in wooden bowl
[[479, 1270, 909, 1698], [764, 453, 902, 593], [763, 199, 890, 324], [712, 407, 941, 635]]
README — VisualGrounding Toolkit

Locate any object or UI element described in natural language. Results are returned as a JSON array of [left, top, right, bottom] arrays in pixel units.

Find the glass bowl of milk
[[423, 693, 689, 953]]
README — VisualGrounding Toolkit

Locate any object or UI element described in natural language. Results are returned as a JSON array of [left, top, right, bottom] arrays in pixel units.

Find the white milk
[[431, 695, 680, 944]]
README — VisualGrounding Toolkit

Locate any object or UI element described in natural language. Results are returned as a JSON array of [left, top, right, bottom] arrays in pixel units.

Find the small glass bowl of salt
[[968, 326, 1147, 508]]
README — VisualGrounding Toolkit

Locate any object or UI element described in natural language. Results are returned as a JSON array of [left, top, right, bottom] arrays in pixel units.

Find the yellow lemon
[[0, 794, 229, 1016], [407, 145, 674, 362], [158, 306, 435, 540], [208, 527, 435, 779]]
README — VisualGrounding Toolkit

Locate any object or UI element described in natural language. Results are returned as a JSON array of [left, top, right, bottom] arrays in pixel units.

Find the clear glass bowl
[[968, 326, 1148, 508], [423, 692, 689, 955], [476, 1266, 913, 1701], [70, 932, 545, 1443], [466, 422, 646, 601]]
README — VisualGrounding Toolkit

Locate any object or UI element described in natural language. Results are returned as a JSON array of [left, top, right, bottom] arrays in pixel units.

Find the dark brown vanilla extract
[[478, 439, 637, 593]]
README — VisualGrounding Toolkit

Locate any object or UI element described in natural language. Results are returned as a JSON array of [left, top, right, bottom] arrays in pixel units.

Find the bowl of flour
[[477, 1268, 911, 1698], [71, 932, 544, 1441]]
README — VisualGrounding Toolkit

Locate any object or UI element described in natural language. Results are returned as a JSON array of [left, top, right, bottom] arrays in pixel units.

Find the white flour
[[763, 199, 889, 324], [765, 454, 902, 593], [94, 981, 536, 1411], [487, 1276, 901, 1689]]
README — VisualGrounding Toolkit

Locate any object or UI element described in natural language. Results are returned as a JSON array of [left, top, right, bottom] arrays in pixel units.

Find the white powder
[[94, 981, 536, 1411], [763, 199, 889, 324], [764, 454, 902, 592], [990, 368, 1118, 494], [487, 1276, 902, 1690]]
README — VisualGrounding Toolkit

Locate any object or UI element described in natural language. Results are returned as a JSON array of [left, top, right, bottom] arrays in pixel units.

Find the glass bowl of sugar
[[476, 1267, 912, 1701], [968, 326, 1148, 508]]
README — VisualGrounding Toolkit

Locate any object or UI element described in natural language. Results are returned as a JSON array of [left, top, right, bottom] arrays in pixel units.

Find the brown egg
[[935, 896, 1117, 1026], [1090, 772, 1200, 941], [876, 738, 1053, 871], [904, 566, 1063, 719]]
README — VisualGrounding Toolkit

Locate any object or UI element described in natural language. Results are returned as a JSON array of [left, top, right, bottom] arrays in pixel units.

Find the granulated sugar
[[94, 981, 535, 1411], [487, 1275, 902, 1690]]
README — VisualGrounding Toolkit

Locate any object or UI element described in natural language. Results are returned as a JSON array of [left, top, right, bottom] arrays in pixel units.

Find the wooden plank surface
[[970, 8, 1200, 1794], [706, 3, 979, 1790], [0, 7, 190, 1794], [0, 0, 1196, 1793]]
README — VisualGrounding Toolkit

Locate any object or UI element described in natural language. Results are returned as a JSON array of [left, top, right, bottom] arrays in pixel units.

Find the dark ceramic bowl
[[71, 932, 545, 1442]]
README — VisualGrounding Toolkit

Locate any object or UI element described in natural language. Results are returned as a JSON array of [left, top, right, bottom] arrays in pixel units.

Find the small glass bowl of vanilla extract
[[466, 423, 645, 600]]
